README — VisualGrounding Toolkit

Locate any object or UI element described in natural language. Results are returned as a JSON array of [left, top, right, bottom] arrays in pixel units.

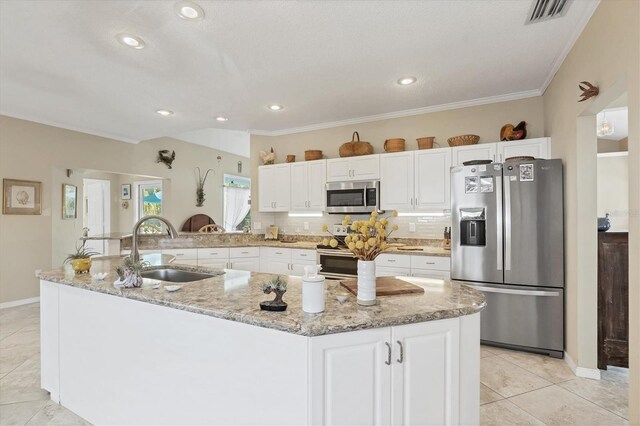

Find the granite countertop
[[80, 232, 133, 241], [39, 257, 483, 337]]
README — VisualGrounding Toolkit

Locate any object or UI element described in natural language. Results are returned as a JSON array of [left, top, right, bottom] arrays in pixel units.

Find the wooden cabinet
[[375, 254, 451, 280], [259, 247, 316, 276], [452, 138, 550, 166], [415, 148, 452, 212], [310, 318, 461, 425], [380, 149, 451, 213], [258, 164, 290, 212], [598, 232, 629, 369], [496, 137, 550, 162], [326, 155, 380, 182], [290, 160, 326, 211]]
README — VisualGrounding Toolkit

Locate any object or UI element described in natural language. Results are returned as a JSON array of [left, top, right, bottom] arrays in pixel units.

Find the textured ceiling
[[0, 0, 599, 143]]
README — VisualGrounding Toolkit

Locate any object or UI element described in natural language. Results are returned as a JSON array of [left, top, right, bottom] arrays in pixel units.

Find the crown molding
[[538, 0, 601, 94], [0, 111, 138, 144], [249, 89, 541, 137]]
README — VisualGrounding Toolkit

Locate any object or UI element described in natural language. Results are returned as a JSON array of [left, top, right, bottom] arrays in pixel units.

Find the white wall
[[597, 154, 629, 231]]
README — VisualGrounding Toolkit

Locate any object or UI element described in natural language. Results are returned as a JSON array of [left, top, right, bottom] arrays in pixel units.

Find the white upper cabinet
[[380, 149, 451, 213], [496, 137, 550, 162], [452, 144, 497, 166], [258, 164, 290, 212], [415, 148, 452, 212], [291, 160, 326, 211], [326, 155, 380, 182], [380, 152, 414, 211]]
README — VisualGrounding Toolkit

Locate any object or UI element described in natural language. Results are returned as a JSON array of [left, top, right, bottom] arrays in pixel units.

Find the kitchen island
[[39, 257, 484, 425]]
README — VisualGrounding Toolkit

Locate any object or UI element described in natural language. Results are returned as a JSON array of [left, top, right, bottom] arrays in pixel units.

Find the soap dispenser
[[302, 264, 325, 313]]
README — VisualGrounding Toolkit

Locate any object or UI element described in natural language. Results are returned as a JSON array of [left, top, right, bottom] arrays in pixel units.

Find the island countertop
[[38, 257, 484, 337]]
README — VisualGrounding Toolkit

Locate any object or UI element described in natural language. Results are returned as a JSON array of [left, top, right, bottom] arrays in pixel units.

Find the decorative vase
[[357, 260, 376, 306], [70, 258, 92, 274]]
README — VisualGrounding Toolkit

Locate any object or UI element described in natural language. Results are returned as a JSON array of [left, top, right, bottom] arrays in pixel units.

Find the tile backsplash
[[252, 211, 451, 239]]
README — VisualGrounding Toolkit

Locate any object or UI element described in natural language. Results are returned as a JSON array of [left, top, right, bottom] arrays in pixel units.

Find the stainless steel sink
[[141, 268, 215, 282]]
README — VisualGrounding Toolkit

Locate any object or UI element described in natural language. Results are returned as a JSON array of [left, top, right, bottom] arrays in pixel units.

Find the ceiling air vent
[[525, 0, 571, 24]]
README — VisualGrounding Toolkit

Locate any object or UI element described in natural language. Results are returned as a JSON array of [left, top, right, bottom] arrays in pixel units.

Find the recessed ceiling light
[[175, 1, 204, 20], [116, 33, 145, 49], [397, 77, 417, 85], [156, 109, 174, 116], [267, 104, 284, 111], [216, 116, 228, 122]]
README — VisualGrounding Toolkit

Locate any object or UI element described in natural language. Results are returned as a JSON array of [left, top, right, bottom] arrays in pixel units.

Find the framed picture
[[121, 184, 131, 200], [2, 179, 42, 215], [62, 184, 77, 219]]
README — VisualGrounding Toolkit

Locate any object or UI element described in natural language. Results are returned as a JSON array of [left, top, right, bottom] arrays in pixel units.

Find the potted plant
[[322, 211, 398, 305], [114, 257, 149, 288], [64, 242, 100, 274], [259, 276, 288, 311]]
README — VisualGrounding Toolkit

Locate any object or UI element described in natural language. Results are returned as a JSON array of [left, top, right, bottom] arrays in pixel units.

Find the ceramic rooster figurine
[[259, 147, 275, 165]]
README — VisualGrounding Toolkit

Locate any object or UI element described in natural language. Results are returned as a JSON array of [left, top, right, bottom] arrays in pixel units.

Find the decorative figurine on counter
[[114, 257, 149, 288], [259, 147, 275, 165], [156, 150, 176, 169], [195, 166, 214, 207], [260, 276, 288, 311]]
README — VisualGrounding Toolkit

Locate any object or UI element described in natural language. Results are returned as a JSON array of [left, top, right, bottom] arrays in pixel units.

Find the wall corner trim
[[0, 296, 41, 309], [564, 351, 602, 380]]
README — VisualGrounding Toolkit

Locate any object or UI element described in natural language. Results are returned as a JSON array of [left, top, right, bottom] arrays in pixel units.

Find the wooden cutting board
[[340, 277, 424, 296]]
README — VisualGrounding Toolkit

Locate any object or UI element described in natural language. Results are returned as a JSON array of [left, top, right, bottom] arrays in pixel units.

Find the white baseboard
[[564, 351, 601, 380], [0, 297, 40, 309]]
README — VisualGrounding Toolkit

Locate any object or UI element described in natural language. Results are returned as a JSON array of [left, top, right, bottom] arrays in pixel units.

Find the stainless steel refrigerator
[[451, 159, 564, 358]]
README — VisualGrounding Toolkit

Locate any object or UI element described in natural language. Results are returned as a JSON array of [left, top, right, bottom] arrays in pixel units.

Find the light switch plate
[[409, 223, 416, 233], [253, 222, 262, 230]]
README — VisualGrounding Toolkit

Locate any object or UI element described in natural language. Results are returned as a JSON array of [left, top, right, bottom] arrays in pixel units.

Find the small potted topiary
[[259, 276, 288, 311], [64, 241, 100, 274]]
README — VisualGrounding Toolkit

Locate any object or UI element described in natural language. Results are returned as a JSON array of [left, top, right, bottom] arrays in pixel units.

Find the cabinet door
[[391, 319, 460, 426], [273, 164, 291, 211], [352, 155, 380, 180], [289, 162, 309, 211], [415, 148, 452, 212], [258, 166, 275, 212], [229, 258, 260, 272], [307, 160, 326, 210], [262, 259, 291, 275], [310, 328, 391, 425], [452, 144, 496, 166], [376, 266, 410, 277], [496, 137, 550, 162], [326, 158, 352, 182], [198, 260, 228, 269], [380, 152, 414, 211], [291, 260, 316, 277]]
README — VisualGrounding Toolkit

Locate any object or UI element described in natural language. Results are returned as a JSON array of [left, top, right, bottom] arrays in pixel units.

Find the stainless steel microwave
[[325, 180, 380, 214]]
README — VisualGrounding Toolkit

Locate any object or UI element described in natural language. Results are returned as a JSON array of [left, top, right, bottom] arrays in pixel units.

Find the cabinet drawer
[[291, 249, 315, 262], [229, 247, 259, 258], [375, 253, 410, 269], [162, 248, 198, 259], [263, 247, 291, 260], [411, 256, 450, 271], [197, 248, 230, 260], [412, 270, 451, 281]]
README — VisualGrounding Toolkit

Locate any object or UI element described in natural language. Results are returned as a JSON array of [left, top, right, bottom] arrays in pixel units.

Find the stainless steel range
[[451, 159, 565, 358], [316, 224, 358, 279]]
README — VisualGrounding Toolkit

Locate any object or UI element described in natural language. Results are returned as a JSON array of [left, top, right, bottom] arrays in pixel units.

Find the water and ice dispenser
[[458, 208, 486, 246]]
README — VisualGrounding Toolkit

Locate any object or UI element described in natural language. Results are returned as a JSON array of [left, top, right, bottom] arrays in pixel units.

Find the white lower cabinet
[[260, 247, 316, 276], [196, 247, 260, 271], [375, 254, 451, 280], [310, 318, 460, 425]]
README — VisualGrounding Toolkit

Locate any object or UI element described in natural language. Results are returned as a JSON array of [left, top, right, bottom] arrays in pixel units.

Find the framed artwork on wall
[[62, 183, 77, 219], [2, 178, 42, 215], [121, 184, 131, 200]]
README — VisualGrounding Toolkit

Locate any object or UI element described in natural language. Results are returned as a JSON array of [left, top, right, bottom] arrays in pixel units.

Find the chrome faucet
[[131, 215, 179, 262]]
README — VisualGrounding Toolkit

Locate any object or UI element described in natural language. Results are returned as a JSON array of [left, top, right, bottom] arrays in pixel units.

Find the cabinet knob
[[396, 340, 404, 364], [385, 342, 392, 365]]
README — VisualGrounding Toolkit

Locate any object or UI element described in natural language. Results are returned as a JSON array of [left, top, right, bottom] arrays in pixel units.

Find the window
[[137, 180, 163, 234], [223, 175, 251, 232]]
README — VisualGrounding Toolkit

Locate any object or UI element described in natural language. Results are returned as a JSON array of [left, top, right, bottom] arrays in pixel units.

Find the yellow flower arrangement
[[321, 211, 398, 261]]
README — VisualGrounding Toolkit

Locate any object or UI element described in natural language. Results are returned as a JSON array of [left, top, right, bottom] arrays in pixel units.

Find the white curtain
[[223, 186, 251, 231]]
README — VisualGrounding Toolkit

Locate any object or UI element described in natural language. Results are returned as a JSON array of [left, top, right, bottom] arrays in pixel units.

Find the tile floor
[[0, 303, 630, 425]]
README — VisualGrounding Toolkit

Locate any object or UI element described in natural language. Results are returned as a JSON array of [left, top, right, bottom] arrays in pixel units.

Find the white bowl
[[164, 285, 182, 292]]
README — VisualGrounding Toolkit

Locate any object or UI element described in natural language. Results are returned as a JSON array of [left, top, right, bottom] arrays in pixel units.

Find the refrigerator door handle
[[466, 284, 560, 297], [496, 176, 503, 271], [503, 176, 512, 271]]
